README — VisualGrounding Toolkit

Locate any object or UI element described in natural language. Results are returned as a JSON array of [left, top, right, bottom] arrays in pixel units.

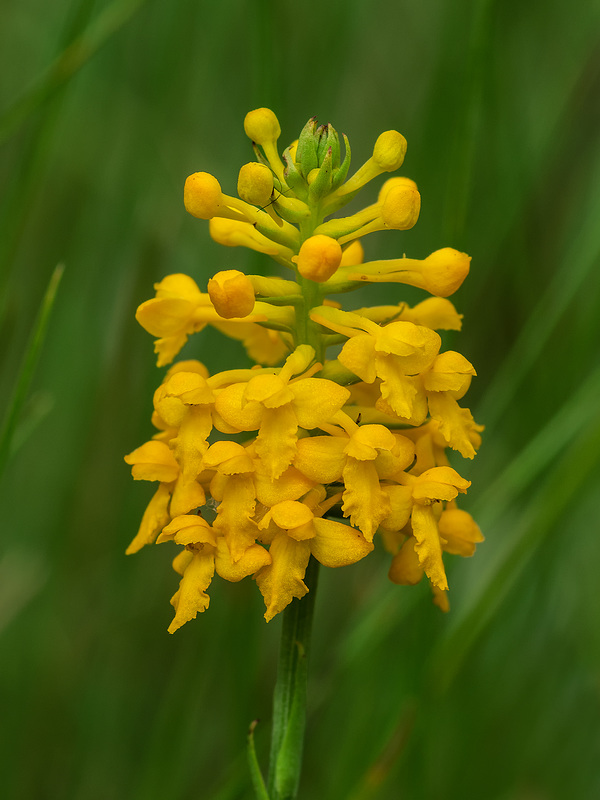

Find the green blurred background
[[2, 0, 600, 798]]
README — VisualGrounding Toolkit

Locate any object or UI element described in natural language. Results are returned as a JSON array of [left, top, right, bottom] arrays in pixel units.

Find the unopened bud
[[372, 130, 407, 171], [294, 235, 343, 282], [422, 249, 471, 297], [208, 270, 255, 318], [378, 176, 418, 203], [184, 172, 222, 219], [381, 184, 421, 229], [244, 108, 281, 145], [237, 162, 273, 206]]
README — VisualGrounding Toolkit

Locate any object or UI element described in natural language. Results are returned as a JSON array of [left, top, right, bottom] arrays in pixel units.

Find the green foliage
[[2, 0, 600, 798]]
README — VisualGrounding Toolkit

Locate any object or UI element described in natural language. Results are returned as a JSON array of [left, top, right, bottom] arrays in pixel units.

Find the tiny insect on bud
[[237, 162, 274, 207]]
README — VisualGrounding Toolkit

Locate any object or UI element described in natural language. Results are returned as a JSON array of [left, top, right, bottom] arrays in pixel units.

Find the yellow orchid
[[126, 108, 482, 636], [255, 496, 373, 620], [421, 351, 481, 458], [385, 466, 471, 591], [123, 440, 206, 553], [293, 413, 415, 541], [215, 345, 350, 479], [157, 514, 270, 633], [312, 306, 440, 422]]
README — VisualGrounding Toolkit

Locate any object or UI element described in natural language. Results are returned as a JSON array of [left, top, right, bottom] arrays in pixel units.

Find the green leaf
[[247, 721, 271, 800]]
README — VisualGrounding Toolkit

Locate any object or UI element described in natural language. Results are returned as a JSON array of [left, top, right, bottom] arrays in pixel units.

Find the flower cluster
[[125, 108, 483, 632]]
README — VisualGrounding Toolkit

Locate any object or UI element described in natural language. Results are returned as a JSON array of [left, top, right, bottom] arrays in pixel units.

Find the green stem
[[267, 557, 320, 800], [294, 278, 326, 362]]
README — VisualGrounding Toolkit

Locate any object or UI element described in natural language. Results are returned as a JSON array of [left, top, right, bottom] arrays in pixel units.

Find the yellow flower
[[135, 273, 292, 367], [387, 502, 483, 608], [438, 505, 484, 556], [135, 274, 213, 366], [312, 306, 440, 422], [215, 345, 350, 479], [123, 440, 206, 553], [422, 351, 480, 458], [255, 497, 373, 620], [153, 370, 216, 479], [398, 466, 470, 591], [158, 515, 270, 633], [294, 415, 414, 541], [126, 108, 482, 626]]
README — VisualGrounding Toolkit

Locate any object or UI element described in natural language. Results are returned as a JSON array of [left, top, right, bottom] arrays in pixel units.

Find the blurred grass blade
[[247, 721, 270, 800], [0, 0, 147, 321], [476, 362, 600, 515], [429, 373, 600, 689], [479, 210, 600, 431], [0, 264, 64, 481], [0, 0, 147, 145]]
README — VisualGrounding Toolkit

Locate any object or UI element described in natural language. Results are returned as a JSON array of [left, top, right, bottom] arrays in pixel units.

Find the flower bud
[[243, 107, 281, 145], [294, 235, 343, 282], [378, 176, 418, 204], [208, 270, 256, 318], [296, 117, 319, 177], [184, 172, 222, 219], [372, 130, 407, 171], [422, 249, 471, 297], [381, 183, 421, 229], [237, 162, 273, 206]]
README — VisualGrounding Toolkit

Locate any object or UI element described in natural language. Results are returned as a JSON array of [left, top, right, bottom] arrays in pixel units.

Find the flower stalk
[[267, 557, 319, 800]]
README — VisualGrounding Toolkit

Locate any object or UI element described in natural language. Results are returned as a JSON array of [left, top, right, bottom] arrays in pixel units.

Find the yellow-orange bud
[[381, 184, 421, 229], [422, 249, 471, 296], [244, 108, 281, 145], [184, 172, 222, 219], [237, 162, 273, 206], [294, 235, 343, 282], [372, 130, 407, 171], [207, 270, 255, 318]]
